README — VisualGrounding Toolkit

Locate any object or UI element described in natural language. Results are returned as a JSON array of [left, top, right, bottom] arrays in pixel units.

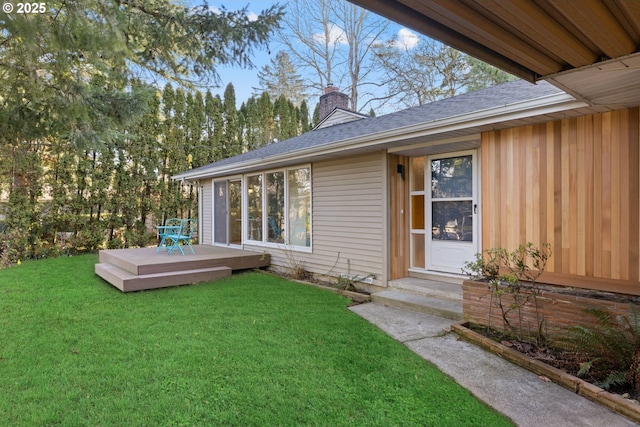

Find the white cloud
[[393, 28, 419, 49], [200, 5, 259, 22], [313, 23, 348, 46]]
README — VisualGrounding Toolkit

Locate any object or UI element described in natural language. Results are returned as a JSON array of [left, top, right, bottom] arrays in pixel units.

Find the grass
[[0, 255, 513, 426]]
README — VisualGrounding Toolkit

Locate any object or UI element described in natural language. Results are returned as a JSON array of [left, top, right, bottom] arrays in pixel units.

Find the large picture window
[[288, 168, 311, 247], [245, 166, 311, 249], [247, 174, 263, 241], [266, 171, 285, 243]]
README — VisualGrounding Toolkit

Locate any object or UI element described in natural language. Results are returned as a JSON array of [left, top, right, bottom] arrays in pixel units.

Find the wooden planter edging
[[451, 321, 640, 423]]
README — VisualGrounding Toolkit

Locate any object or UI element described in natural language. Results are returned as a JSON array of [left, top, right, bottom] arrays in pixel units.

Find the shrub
[[462, 243, 551, 345], [563, 305, 640, 397]]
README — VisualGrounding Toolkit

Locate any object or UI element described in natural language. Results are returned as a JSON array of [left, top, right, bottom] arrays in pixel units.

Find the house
[[174, 1, 640, 333], [175, 77, 638, 290]]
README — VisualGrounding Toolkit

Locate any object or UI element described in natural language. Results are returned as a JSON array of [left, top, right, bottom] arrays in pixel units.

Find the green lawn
[[0, 255, 513, 426]]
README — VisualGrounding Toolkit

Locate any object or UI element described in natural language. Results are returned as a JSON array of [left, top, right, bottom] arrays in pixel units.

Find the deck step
[[95, 262, 232, 293], [98, 246, 270, 276], [371, 290, 463, 321]]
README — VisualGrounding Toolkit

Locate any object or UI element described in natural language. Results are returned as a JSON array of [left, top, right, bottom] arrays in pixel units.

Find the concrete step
[[408, 270, 465, 285], [388, 277, 462, 301], [409, 270, 467, 285], [371, 289, 463, 321], [95, 262, 231, 293]]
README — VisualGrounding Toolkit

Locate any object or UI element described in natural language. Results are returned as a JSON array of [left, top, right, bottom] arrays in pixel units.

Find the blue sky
[[199, 1, 416, 111], [206, 1, 282, 103]]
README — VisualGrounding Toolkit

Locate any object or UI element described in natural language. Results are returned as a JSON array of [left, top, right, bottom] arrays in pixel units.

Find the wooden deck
[[95, 245, 270, 292]]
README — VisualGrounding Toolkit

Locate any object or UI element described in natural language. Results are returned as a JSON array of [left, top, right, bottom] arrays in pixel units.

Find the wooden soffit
[[350, 0, 640, 107]]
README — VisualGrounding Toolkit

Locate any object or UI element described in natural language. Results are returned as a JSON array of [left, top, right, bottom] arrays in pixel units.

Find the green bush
[[462, 243, 551, 345], [563, 305, 640, 396]]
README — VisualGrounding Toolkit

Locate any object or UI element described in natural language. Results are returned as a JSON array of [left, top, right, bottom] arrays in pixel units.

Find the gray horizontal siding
[[250, 151, 387, 285]]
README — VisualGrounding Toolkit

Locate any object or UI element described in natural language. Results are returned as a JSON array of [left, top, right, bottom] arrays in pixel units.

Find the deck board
[[95, 245, 270, 292]]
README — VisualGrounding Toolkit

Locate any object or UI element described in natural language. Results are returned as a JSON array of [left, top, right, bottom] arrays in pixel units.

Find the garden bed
[[463, 279, 640, 343], [452, 321, 640, 423]]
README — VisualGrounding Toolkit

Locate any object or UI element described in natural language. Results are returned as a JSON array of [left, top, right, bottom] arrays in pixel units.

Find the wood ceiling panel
[[546, 0, 636, 58], [549, 54, 640, 107], [351, 0, 640, 107], [610, 0, 640, 40], [402, 0, 563, 74], [351, 0, 538, 80], [480, 0, 597, 68]]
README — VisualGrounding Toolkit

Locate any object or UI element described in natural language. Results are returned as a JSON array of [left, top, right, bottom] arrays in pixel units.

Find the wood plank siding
[[482, 107, 640, 295], [388, 154, 410, 279], [245, 152, 387, 286]]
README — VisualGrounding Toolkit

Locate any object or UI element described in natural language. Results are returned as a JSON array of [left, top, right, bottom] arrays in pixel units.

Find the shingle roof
[[179, 79, 563, 178]]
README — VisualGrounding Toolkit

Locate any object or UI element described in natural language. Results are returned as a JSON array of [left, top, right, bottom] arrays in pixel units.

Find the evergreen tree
[[238, 102, 250, 152], [273, 96, 299, 140], [299, 100, 311, 133], [255, 51, 307, 106], [256, 92, 275, 146], [0, 1, 283, 150], [46, 144, 76, 251], [127, 84, 163, 247], [204, 92, 224, 161], [465, 57, 517, 92], [0, 2, 283, 262], [1, 144, 44, 260], [222, 84, 240, 157]]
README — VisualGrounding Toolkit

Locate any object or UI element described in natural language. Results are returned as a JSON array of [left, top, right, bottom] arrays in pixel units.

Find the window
[[288, 168, 311, 247], [266, 171, 285, 243], [245, 166, 311, 249], [430, 155, 473, 242], [410, 156, 426, 268], [247, 174, 263, 241]]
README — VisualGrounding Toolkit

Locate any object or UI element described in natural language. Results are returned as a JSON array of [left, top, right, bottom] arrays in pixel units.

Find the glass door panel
[[427, 152, 478, 273], [214, 181, 228, 245], [215, 179, 243, 246], [431, 200, 473, 241], [229, 180, 242, 245]]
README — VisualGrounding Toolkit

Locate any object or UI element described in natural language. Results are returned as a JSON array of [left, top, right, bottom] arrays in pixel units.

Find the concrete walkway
[[349, 303, 639, 427]]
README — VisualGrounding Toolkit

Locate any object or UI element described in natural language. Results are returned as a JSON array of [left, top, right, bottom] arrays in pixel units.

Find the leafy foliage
[[0, 82, 312, 264], [0, 1, 285, 263], [372, 34, 516, 109], [463, 243, 552, 345], [1, 1, 283, 150], [564, 305, 640, 395]]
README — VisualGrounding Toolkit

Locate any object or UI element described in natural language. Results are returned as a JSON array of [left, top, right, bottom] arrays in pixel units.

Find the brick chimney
[[319, 83, 349, 122]]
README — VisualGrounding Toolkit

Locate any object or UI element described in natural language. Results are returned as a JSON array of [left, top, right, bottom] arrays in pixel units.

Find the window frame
[[243, 165, 312, 252]]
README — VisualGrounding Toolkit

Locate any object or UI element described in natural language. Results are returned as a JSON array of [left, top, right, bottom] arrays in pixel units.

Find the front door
[[425, 151, 479, 273]]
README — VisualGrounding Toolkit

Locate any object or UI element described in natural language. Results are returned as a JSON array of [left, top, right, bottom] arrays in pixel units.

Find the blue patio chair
[[156, 218, 183, 253], [165, 219, 197, 255], [268, 216, 283, 240]]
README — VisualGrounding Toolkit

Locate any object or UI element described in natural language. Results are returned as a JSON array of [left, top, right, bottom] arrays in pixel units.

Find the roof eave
[[173, 91, 584, 181]]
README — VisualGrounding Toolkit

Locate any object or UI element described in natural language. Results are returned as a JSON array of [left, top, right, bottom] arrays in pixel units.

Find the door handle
[[474, 204, 478, 214]]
